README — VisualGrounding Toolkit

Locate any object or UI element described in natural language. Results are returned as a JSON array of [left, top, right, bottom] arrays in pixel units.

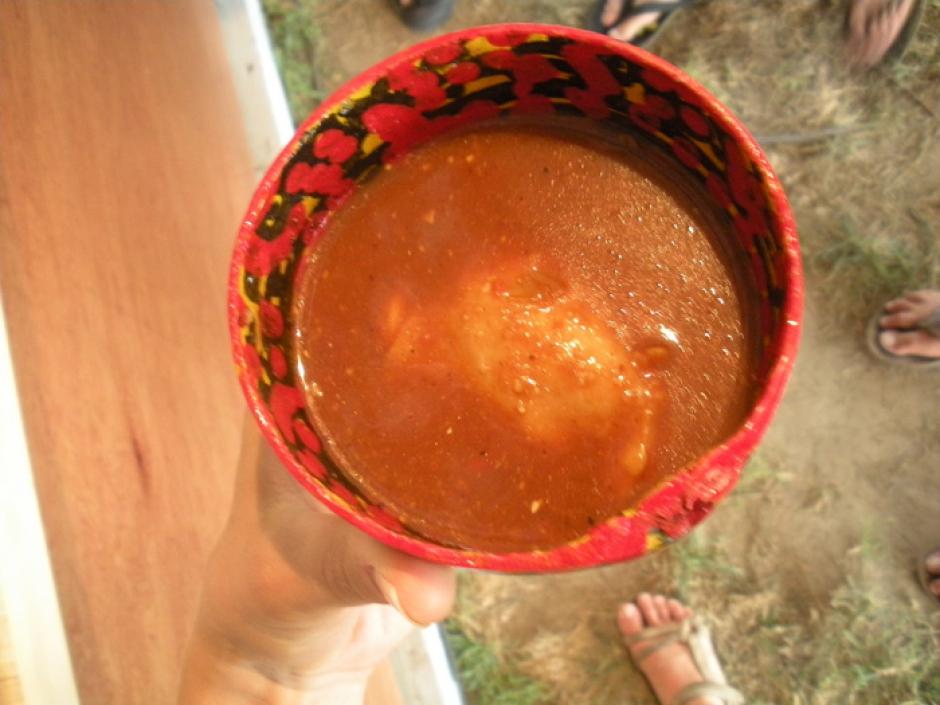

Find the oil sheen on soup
[[293, 119, 758, 553]]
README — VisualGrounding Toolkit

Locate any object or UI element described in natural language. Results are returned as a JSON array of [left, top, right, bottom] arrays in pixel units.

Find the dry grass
[[652, 0, 940, 322], [448, 454, 940, 705], [666, 520, 940, 705]]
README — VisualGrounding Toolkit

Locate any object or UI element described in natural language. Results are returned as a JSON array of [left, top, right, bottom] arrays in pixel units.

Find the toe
[[880, 330, 940, 358], [880, 310, 919, 329], [618, 602, 644, 637], [883, 298, 913, 313], [926, 550, 940, 577], [878, 330, 899, 351], [930, 578, 940, 598], [652, 594, 671, 624], [637, 592, 662, 626], [608, 10, 661, 42], [601, 0, 626, 28], [666, 598, 688, 623]]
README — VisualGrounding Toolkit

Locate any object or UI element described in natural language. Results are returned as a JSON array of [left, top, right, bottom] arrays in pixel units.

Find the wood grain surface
[[0, 2, 255, 702]]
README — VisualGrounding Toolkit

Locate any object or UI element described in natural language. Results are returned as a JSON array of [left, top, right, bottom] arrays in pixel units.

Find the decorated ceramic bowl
[[228, 24, 802, 572]]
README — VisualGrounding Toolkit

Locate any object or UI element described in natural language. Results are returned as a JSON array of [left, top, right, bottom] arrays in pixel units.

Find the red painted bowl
[[228, 24, 802, 572]]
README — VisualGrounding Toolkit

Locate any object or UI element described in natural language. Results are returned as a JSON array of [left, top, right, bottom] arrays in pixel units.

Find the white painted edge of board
[[215, 3, 468, 703], [214, 0, 295, 173], [0, 288, 82, 705], [421, 625, 467, 705], [241, 0, 295, 146]]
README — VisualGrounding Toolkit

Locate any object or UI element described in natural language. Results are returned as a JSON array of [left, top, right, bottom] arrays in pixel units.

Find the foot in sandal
[[618, 593, 743, 705], [868, 289, 940, 366], [590, 0, 694, 47], [844, 0, 924, 69]]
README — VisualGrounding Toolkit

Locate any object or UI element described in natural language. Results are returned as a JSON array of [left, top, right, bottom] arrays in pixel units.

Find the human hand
[[178, 418, 456, 704]]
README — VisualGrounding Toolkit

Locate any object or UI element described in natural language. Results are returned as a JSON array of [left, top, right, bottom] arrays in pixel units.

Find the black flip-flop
[[866, 302, 940, 367], [392, 0, 456, 32], [587, 0, 695, 47], [844, 0, 925, 66]]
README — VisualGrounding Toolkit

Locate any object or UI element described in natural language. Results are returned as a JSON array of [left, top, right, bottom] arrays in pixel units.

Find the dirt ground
[[265, 1, 940, 702]]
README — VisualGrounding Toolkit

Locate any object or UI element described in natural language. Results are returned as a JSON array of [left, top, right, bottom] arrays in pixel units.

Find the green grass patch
[[672, 532, 744, 597], [807, 213, 939, 321], [262, 0, 326, 123], [802, 580, 940, 704], [444, 620, 552, 705]]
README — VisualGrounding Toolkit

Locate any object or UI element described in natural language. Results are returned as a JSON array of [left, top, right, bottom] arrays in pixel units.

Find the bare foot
[[600, 0, 685, 44], [618, 593, 719, 705], [878, 290, 940, 360], [845, 0, 919, 68]]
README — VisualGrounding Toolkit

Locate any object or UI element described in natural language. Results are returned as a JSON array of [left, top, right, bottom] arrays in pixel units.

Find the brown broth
[[293, 118, 758, 552]]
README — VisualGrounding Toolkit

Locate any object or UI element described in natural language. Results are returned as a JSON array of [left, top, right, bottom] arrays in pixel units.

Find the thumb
[[253, 426, 456, 625], [368, 546, 457, 626], [295, 511, 457, 626]]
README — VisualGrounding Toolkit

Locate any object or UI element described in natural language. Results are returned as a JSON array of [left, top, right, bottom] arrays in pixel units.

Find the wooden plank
[[0, 282, 79, 705], [0, 2, 256, 702], [0, 599, 25, 705]]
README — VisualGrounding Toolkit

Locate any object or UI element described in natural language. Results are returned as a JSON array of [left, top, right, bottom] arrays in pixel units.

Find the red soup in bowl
[[229, 24, 802, 572]]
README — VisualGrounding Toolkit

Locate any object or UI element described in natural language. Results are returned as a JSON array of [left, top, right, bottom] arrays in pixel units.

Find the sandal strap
[[633, 630, 684, 663], [623, 616, 699, 663], [674, 681, 745, 705], [621, 615, 696, 645], [626, 615, 740, 701]]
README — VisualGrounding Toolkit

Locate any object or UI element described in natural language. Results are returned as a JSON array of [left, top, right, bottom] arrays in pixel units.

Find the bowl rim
[[228, 22, 804, 572]]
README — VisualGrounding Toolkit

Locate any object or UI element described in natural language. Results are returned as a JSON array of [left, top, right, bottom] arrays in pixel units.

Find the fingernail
[[371, 569, 431, 627], [620, 603, 638, 620]]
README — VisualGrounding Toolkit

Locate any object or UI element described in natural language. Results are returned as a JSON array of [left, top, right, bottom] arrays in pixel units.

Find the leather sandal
[[845, 0, 925, 68], [867, 298, 940, 367], [622, 615, 745, 705]]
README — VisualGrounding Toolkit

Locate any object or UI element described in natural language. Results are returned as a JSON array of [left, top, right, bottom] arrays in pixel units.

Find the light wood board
[[0, 2, 255, 702]]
